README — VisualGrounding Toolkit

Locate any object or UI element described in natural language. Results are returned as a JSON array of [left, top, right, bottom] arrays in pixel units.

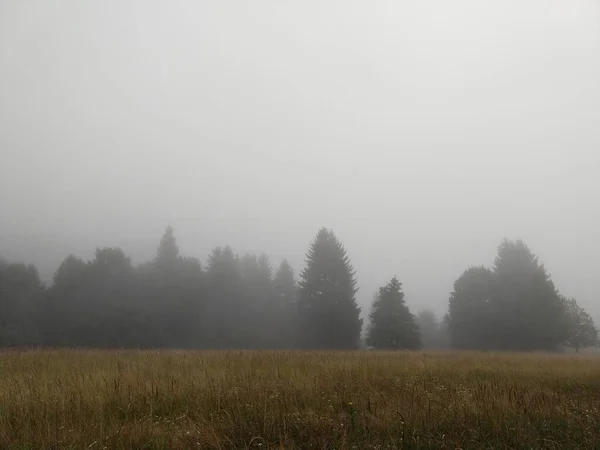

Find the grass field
[[0, 350, 599, 449]]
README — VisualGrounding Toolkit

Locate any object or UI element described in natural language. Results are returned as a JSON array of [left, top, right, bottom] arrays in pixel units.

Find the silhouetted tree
[[297, 228, 362, 349], [562, 296, 597, 352], [367, 277, 421, 350], [0, 263, 44, 345], [446, 266, 494, 350], [492, 239, 565, 351]]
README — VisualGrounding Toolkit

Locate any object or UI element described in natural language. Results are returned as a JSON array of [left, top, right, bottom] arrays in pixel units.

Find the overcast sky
[[1, 0, 599, 318]]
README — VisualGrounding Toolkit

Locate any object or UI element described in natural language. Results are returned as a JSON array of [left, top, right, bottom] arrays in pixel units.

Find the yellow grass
[[0, 350, 599, 449]]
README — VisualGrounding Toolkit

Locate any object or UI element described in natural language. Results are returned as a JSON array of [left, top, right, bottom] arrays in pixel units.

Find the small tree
[[562, 296, 598, 352], [367, 277, 421, 350]]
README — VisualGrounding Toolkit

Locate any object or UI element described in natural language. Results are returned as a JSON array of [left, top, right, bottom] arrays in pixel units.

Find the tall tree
[[446, 266, 494, 350], [492, 239, 565, 351], [367, 277, 421, 350], [297, 228, 362, 349], [562, 296, 598, 352]]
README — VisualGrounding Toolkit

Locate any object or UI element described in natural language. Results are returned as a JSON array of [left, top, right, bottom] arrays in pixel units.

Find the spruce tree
[[366, 277, 421, 350], [297, 228, 362, 349]]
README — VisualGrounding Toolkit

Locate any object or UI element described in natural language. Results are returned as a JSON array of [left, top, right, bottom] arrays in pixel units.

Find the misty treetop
[[0, 233, 596, 352]]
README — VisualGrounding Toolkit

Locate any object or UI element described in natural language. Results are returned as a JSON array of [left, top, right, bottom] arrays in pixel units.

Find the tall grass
[[0, 350, 599, 449]]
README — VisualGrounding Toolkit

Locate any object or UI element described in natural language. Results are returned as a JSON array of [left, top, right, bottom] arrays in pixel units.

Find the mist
[[1, 0, 599, 322]]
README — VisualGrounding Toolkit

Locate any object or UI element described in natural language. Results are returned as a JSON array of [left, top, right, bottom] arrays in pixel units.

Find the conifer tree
[[366, 277, 421, 350], [297, 228, 362, 349]]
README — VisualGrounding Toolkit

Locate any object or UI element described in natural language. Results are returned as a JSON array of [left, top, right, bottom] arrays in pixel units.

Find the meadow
[[0, 350, 599, 449]]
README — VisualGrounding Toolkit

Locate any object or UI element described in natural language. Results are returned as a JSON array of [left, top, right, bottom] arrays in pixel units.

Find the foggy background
[[1, 0, 599, 320]]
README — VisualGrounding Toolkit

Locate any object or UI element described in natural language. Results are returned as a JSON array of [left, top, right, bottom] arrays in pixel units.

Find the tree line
[[0, 227, 596, 351]]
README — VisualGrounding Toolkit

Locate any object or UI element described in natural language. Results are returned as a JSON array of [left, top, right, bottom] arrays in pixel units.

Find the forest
[[0, 227, 596, 352]]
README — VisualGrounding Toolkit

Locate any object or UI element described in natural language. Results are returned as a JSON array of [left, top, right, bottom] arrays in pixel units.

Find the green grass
[[0, 350, 599, 449]]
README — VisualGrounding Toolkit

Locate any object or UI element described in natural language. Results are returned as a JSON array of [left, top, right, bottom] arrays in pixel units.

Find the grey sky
[[1, 0, 599, 318]]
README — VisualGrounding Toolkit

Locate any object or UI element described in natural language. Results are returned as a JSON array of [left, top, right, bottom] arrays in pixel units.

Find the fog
[[1, 0, 599, 320]]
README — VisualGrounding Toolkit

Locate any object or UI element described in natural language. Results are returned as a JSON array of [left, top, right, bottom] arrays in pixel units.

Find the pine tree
[[297, 228, 362, 349], [366, 277, 421, 350]]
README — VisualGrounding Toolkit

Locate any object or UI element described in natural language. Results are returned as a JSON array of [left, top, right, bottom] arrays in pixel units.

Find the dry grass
[[0, 350, 599, 449]]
